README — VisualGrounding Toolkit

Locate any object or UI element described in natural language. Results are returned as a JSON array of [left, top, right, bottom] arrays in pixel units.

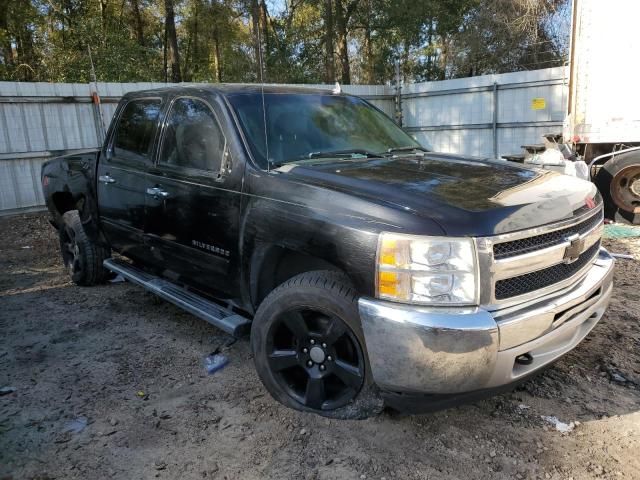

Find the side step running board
[[103, 258, 251, 337]]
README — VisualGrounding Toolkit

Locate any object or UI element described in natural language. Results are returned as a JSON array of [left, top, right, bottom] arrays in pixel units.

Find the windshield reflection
[[228, 92, 423, 168]]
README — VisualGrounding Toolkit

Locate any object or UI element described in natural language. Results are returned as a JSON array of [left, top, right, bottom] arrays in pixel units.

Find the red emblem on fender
[[585, 197, 596, 209]]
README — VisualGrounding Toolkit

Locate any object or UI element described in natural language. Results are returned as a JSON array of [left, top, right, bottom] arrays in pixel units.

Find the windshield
[[227, 92, 423, 168]]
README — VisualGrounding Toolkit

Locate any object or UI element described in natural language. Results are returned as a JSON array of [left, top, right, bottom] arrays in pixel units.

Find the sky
[[266, 0, 288, 16]]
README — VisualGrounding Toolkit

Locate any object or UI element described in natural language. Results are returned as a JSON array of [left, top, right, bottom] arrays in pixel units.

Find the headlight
[[376, 233, 479, 305]]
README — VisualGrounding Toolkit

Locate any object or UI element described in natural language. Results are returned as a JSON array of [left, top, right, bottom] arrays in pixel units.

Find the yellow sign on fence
[[531, 98, 546, 110]]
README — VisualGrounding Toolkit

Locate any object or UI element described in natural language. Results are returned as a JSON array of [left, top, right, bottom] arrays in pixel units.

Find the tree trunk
[[250, 0, 263, 81], [0, 0, 14, 66], [336, 34, 349, 85], [191, 0, 199, 80], [363, 0, 373, 84], [213, 23, 222, 82], [334, 0, 359, 84], [130, 0, 145, 46], [323, 0, 335, 83], [163, 16, 168, 82], [402, 38, 410, 83], [335, 1, 350, 84], [260, 0, 269, 80], [439, 36, 449, 80], [164, 0, 182, 82], [183, 34, 191, 81], [99, 0, 108, 44]]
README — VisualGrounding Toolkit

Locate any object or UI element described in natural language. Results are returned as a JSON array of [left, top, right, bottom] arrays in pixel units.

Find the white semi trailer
[[565, 0, 640, 223]]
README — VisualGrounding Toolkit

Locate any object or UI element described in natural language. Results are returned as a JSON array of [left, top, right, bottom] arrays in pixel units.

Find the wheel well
[[52, 192, 79, 216], [254, 247, 344, 307]]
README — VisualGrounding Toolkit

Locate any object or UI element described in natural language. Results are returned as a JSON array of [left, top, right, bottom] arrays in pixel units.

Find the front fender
[[238, 169, 444, 310]]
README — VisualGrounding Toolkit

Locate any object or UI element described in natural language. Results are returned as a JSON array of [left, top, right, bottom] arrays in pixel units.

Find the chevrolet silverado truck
[[41, 85, 614, 418]]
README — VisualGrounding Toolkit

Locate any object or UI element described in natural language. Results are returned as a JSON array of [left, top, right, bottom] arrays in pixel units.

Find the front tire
[[250, 271, 382, 419], [59, 210, 111, 286]]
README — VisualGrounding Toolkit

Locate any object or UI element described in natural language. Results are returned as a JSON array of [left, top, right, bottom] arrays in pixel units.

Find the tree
[[334, 0, 360, 84], [0, 0, 14, 68], [164, 0, 181, 82], [0, 0, 570, 84], [130, 0, 146, 46], [446, 0, 567, 77], [323, 0, 335, 83]]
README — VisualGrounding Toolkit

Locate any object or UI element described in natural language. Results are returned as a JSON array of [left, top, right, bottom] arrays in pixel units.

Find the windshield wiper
[[307, 149, 381, 159], [273, 149, 381, 167], [383, 146, 430, 155]]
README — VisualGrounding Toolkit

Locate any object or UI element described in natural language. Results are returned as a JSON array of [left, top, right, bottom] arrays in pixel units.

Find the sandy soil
[[1, 212, 639, 480]]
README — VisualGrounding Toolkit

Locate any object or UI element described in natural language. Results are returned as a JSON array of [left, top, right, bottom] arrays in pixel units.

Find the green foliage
[[265, 3, 326, 83], [179, 0, 253, 82], [0, 0, 569, 84]]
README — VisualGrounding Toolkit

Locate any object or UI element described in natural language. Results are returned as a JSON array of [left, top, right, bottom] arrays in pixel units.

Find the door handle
[[98, 175, 116, 184], [146, 187, 170, 198]]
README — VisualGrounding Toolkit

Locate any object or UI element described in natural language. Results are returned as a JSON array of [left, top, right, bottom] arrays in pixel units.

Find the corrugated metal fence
[[0, 67, 566, 214], [402, 67, 567, 158]]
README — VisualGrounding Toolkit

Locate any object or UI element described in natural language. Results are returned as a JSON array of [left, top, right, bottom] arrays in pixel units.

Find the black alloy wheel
[[266, 308, 365, 411]]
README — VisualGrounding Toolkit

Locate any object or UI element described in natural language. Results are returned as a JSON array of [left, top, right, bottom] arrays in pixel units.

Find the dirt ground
[[1, 212, 639, 480]]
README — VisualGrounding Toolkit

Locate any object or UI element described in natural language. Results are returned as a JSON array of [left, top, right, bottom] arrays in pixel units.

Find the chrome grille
[[477, 205, 605, 308], [494, 240, 601, 300], [493, 213, 603, 259]]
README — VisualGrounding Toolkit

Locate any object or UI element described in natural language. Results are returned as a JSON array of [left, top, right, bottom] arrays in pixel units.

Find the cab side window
[[159, 97, 225, 172], [112, 99, 162, 162]]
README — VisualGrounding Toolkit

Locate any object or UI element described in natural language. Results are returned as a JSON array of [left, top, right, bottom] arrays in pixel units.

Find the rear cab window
[[111, 98, 162, 164]]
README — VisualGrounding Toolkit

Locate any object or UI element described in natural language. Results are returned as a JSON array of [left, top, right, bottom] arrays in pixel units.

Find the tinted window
[[159, 98, 225, 172], [113, 99, 162, 161]]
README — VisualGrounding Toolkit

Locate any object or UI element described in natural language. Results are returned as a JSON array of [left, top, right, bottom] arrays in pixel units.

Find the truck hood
[[276, 153, 600, 236]]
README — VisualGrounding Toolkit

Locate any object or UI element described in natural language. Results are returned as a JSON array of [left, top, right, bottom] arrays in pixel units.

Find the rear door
[[97, 97, 162, 263], [144, 95, 243, 296]]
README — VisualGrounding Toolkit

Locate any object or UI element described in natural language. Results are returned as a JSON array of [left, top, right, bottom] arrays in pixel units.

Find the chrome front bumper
[[358, 248, 615, 395]]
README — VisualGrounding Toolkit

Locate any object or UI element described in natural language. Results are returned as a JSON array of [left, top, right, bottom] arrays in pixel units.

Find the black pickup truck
[[42, 85, 614, 418]]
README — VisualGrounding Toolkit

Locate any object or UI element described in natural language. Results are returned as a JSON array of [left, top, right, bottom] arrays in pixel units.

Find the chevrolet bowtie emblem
[[563, 234, 584, 264]]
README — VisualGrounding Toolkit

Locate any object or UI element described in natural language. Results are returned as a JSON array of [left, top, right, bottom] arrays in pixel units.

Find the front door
[[144, 96, 242, 297], [97, 97, 162, 263]]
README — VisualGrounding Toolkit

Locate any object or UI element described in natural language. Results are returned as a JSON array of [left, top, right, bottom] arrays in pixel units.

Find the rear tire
[[59, 210, 111, 286], [595, 152, 640, 224], [250, 271, 383, 419]]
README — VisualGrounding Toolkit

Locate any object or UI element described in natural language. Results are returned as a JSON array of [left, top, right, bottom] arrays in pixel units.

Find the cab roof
[[122, 83, 341, 99]]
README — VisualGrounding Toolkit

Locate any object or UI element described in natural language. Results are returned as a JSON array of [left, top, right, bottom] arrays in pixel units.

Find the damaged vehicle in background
[[41, 85, 614, 418], [503, 1, 640, 225]]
